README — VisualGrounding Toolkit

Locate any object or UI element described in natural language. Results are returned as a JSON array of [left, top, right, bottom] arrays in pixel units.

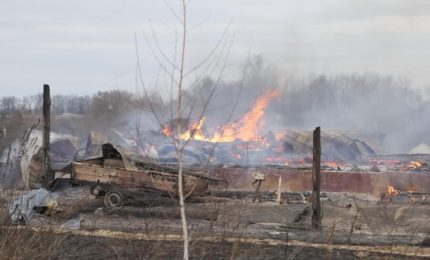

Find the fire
[[161, 90, 280, 143], [387, 185, 398, 195], [324, 161, 339, 168], [178, 117, 207, 141], [210, 90, 280, 142], [401, 160, 425, 172], [407, 161, 422, 169], [161, 117, 207, 141], [161, 124, 172, 136]]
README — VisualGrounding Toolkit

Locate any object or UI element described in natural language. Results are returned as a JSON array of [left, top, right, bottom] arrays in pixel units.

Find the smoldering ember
[[3, 2, 430, 260]]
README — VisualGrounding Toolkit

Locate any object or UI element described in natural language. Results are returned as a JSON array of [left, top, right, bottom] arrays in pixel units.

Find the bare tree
[[134, 1, 233, 258], [174, 1, 189, 258]]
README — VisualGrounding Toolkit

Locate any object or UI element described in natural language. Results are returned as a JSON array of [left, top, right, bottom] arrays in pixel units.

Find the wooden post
[[252, 180, 263, 203], [312, 126, 321, 229], [276, 174, 282, 204], [42, 84, 51, 185], [252, 170, 265, 203]]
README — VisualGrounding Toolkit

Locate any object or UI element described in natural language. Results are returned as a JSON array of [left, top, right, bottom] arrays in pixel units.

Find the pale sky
[[2, 0, 430, 97]]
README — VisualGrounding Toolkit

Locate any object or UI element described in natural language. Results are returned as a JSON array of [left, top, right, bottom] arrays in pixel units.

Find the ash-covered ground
[[2, 183, 430, 259]]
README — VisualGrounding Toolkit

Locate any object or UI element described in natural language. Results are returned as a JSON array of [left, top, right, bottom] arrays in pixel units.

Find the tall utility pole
[[42, 84, 51, 186], [312, 126, 321, 229]]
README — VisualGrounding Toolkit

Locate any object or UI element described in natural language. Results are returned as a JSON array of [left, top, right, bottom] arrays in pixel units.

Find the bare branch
[[141, 29, 180, 86], [203, 55, 250, 166], [149, 20, 180, 71], [183, 19, 233, 78], [187, 14, 212, 32], [182, 30, 234, 116], [182, 32, 234, 149], [162, 0, 183, 24], [170, 28, 179, 120], [181, 30, 234, 113], [134, 35, 165, 131]]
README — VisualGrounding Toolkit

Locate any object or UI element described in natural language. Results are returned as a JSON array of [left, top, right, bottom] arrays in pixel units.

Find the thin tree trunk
[[177, 145, 188, 259], [176, 1, 189, 259]]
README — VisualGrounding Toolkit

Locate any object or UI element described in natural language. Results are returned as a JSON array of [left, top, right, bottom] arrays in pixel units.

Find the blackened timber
[[42, 84, 51, 185], [312, 126, 321, 229], [252, 180, 263, 203]]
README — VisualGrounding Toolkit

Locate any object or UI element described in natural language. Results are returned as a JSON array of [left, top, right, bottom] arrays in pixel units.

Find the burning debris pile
[[2, 89, 428, 193], [161, 90, 281, 143], [0, 89, 382, 184], [381, 185, 430, 205], [150, 90, 376, 165], [361, 154, 430, 173]]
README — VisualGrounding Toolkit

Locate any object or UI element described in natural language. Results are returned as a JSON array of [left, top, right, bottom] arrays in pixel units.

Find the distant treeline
[[0, 90, 164, 116]]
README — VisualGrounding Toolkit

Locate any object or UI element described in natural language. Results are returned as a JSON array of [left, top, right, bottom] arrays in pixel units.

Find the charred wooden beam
[[312, 126, 321, 229], [42, 84, 52, 185]]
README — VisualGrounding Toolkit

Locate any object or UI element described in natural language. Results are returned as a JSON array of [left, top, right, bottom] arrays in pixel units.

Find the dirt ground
[[2, 186, 430, 259]]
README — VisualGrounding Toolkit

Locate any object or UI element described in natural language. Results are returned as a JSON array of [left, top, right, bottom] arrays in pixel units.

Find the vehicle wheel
[[104, 191, 124, 208]]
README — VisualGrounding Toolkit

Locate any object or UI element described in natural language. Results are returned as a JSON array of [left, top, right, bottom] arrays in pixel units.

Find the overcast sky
[[2, 0, 430, 97]]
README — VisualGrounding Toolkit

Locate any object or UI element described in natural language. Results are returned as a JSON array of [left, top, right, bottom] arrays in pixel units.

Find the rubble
[[1, 92, 430, 259], [8, 188, 52, 224]]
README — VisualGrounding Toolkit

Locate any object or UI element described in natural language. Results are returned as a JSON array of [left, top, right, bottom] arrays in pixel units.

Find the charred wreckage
[[4, 88, 430, 226]]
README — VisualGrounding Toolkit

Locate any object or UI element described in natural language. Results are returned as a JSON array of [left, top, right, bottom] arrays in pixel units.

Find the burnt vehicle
[[70, 143, 223, 208]]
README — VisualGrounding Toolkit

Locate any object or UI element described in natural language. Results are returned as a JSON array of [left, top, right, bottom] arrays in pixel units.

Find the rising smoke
[[180, 55, 430, 154], [2, 56, 427, 155]]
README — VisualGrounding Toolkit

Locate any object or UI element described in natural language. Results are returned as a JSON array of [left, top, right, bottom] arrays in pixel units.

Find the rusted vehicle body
[[70, 143, 220, 207]]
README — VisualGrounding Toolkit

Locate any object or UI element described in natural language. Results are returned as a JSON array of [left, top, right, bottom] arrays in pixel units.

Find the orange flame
[[387, 185, 398, 195], [161, 124, 172, 136], [179, 117, 207, 141], [408, 161, 422, 169], [160, 90, 280, 143], [210, 90, 280, 142], [324, 161, 339, 168]]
